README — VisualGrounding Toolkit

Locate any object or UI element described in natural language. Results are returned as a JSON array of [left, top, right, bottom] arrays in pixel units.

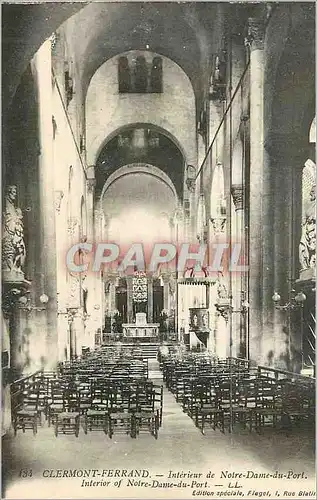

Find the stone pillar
[[162, 274, 170, 311], [67, 311, 76, 360], [215, 313, 229, 359], [266, 136, 309, 369], [86, 167, 96, 242], [126, 276, 134, 323], [109, 279, 117, 313], [94, 208, 104, 329], [246, 17, 265, 364], [31, 39, 58, 369], [147, 277, 153, 323], [84, 168, 97, 347], [231, 185, 245, 357]]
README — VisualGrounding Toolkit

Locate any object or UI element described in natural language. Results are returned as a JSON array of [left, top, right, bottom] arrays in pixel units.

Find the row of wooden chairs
[[161, 355, 315, 435], [59, 357, 149, 381], [12, 369, 163, 439]]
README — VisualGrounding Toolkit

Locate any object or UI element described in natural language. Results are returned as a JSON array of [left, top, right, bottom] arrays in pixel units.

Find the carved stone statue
[[2, 185, 26, 280], [299, 183, 316, 274]]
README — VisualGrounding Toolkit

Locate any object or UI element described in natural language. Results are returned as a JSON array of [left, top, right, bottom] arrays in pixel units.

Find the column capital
[[186, 164, 196, 193], [86, 165, 96, 193], [231, 184, 244, 212], [245, 17, 265, 51], [86, 178, 96, 194], [94, 209, 103, 221], [161, 273, 171, 285], [210, 216, 226, 235], [67, 216, 79, 236]]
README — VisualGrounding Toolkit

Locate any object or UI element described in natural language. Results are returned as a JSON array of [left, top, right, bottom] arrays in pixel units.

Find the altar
[[122, 313, 160, 338]]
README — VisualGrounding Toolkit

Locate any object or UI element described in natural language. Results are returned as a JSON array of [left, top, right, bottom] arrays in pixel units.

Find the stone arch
[[99, 163, 179, 210], [95, 122, 187, 167]]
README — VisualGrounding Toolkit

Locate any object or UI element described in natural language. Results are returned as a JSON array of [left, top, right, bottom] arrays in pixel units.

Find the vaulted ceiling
[[2, 2, 229, 118], [62, 1, 225, 107], [2, 3, 85, 113]]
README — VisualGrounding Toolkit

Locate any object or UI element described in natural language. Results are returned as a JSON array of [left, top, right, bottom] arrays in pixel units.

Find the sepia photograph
[[1, 1, 316, 499]]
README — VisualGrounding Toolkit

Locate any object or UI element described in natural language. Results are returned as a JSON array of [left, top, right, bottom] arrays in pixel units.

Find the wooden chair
[[231, 378, 257, 432], [281, 382, 315, 432], [106, 385, 135, 438], [133, 388, 160, 439], [13, 388, 40, 436], [195, 384, 224, 434], [54, 411, 80, 437], [252, 379, 284, 433], [107, 411, 134, 439], [84, 408, 108, 435], [134, 408, 159, 439], [152, 385, 164, 427]]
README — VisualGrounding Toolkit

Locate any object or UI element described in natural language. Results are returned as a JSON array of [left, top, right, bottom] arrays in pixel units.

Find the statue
[[2, 185, 26, 280], [299, 183, 316, 273]]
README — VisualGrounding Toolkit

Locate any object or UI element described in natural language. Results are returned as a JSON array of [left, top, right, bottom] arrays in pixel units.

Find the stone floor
[[2, 361, 315, 499]]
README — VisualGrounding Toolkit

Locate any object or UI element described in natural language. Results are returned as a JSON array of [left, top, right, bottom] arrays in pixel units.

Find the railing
[[227, 357, 251, 369], [101, 335, 161, 344], [10, 370, 43, 417], [257, 365, 315, 384]]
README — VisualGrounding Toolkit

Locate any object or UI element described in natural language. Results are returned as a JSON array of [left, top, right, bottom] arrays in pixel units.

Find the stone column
[[84, 168, 97, 347], [94, 208, 104, 328], [86, 167, 96, 243], [109, 279, 117, 313], [162, 274, 170, 312], [266, 136, 309, 369], [147, 276, 153, 323], [67, 311, 76, 360], [126, 276, 134, 323], [246, 17, 265, 364], [31, 39, 58, 369], [72, 311, 85, 357], [231, 185, 245, 357]]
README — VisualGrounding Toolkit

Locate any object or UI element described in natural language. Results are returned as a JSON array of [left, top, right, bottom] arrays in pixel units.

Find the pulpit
[[122, 313, 159, 339], [189, 307, 210, 349]]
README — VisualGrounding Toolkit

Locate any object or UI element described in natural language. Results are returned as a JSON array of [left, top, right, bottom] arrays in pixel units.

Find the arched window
[[150, 56, 162, 93], [118, 56, 131, 93], [118, 54, 164, 94], [134, 56, 148, 93]]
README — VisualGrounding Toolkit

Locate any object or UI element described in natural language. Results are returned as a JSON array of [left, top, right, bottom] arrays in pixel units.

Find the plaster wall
[[86, 52, 197, 166]]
